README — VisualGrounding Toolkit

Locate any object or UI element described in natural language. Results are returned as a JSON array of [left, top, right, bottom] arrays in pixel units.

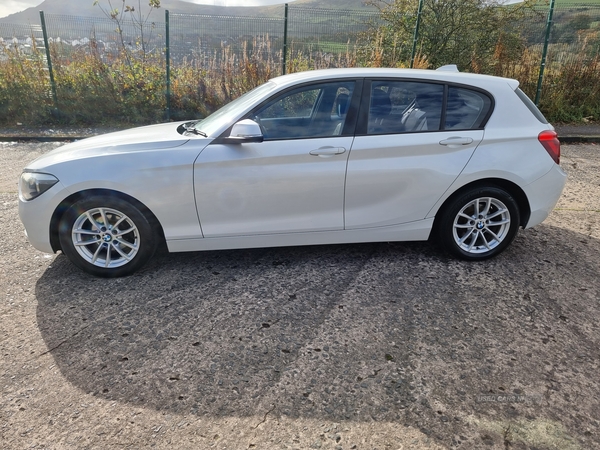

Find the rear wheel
[[437, 187, 520, 260], [58, 195, 158, 277]]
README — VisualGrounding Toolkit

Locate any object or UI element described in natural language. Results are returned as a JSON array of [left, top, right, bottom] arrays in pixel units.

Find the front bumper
[[18, 181, 67, 254]]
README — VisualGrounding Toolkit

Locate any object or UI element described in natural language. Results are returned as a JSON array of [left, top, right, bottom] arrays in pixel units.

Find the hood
[[26, 122, 195, 170]]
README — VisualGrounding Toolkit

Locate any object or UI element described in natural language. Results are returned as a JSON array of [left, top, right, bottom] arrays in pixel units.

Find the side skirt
[[166, 218, 434, 253]]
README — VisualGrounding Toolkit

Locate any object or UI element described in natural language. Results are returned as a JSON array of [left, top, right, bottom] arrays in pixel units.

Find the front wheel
[[436, 187, 521, 260], [58, 195, 158, 277]]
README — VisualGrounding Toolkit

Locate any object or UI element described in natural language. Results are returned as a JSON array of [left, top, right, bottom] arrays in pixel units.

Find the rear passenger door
[[344, 80, 492, 229]]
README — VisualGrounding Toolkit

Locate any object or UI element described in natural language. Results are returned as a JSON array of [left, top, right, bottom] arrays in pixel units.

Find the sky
[[180, 0, 297, 5], [0, 1, 42, 19], [0, 0, 298, 19]]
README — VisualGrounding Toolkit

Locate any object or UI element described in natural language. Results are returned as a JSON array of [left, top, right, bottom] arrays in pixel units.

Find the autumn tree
[[363, 0, 536, 72], [93, 0, 161, 64]]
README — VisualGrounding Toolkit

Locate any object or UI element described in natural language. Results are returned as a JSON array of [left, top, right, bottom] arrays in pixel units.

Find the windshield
[[193, 81, 278, 137]]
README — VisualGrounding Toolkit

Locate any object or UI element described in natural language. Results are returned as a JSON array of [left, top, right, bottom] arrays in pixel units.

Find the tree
[[93, 0, 161, 66], [363, 0, 535, 72], [90, 0, 163, 117]]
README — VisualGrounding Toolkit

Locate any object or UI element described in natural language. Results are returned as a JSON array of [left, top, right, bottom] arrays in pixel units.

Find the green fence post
[[282, 3, 289, 75], [165, 10, 171, 121], [39, 11, 58, 109], [535, 0, 556, 106], [410, 0, 424, 68]]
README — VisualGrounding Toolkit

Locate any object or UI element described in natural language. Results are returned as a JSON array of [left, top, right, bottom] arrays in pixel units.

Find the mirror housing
[[221, 119, 264, 144]]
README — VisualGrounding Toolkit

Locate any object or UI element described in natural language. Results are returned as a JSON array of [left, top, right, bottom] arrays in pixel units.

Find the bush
[[0, 42, 54, 124]]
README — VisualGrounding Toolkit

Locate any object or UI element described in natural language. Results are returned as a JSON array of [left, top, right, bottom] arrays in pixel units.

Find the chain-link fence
[[0, 22, 44, 57], [286, 7, 379, 70], [541, 3, 600, 115], [0, 3, 598, 124], [169, 13, 284, 65], [490, 3, 600, 120]]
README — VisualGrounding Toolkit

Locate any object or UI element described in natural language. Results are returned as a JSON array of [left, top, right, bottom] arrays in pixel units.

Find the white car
[[19, 67, 566, 277]]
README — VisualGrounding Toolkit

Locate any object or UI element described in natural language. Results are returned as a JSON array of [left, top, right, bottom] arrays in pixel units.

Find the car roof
[[269, 67, 520, 90]]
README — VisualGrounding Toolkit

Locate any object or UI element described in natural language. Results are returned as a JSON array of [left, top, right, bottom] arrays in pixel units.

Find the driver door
[[194, 80, 358, 237]]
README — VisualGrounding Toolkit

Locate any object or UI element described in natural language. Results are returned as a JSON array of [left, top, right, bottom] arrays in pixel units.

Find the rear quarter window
[[445, 86, 493, 130]]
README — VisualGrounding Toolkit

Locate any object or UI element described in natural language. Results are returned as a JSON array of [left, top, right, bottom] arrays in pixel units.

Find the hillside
[[0, 0, 372, 24], [1, 0, 594, 24]]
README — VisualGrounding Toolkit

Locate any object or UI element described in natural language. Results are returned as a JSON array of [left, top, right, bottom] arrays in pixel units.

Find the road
[[1, 141, 599, 449]]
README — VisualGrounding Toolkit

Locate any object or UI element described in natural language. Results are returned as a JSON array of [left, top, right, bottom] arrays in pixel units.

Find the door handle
[[309, 146, 346, 157], [439, 137, 474, 147]]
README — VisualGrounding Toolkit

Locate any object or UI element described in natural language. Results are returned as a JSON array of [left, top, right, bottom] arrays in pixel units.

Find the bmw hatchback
[[19, 67, 566, 277]]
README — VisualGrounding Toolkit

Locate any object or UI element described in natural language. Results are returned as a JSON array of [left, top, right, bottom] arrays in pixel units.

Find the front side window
[[195, 81, 277, 137], [253, 81, 356, 140], [259, 88, 320, 119]]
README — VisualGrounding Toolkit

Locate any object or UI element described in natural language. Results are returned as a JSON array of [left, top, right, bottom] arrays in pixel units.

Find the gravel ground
[[0, 142, 599, 450]]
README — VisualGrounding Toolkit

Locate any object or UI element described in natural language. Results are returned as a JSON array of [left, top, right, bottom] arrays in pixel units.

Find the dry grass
[[0, 32, 598, 125]]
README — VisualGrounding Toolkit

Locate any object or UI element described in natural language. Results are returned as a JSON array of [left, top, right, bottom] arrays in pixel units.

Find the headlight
[[19, 172, 59, 201]]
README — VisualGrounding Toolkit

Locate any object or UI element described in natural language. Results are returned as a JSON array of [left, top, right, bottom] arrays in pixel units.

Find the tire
[[436, 186, 520, 260], [58, 195, 158, 277]]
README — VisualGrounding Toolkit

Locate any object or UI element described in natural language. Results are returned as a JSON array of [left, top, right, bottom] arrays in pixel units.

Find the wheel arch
[[432, 178, 531, 233], [49, 189, 166, 253]]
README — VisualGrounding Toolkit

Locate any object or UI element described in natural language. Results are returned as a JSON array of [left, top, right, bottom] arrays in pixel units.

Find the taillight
[[538, 130, 560, 164]]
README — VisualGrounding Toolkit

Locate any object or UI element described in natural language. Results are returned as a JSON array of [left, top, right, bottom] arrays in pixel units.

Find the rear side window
[[445, 87, 493, 130], [365, 81, 493, 135], [515, 88, 548, 124], [368, 81, 444, 134]]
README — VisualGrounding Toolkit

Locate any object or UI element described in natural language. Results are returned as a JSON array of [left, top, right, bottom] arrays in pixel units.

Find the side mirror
[[222, 119, 264, 144]]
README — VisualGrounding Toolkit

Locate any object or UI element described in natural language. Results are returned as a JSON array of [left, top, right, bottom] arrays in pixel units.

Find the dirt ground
[[1, 142, 599, 450]]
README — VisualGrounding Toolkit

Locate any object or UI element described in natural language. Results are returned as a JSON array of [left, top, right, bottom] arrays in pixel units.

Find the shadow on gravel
[[35, 226, 600, 448]]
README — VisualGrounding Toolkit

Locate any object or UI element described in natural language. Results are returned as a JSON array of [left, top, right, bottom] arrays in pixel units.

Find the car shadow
[[35, 225, 600, 446]]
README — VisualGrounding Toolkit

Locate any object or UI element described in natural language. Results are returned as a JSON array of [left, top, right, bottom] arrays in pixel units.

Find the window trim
[[356, 78, 495, 136], [446, 82, 495, 129], [245, 79, 364, 141]]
